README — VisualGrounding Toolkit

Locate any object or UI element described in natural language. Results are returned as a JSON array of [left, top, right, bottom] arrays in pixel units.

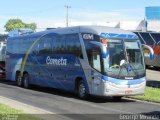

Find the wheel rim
[[24, 75, 28, 88], [17, 75, 22, 86], [79, 82, 85, 98]]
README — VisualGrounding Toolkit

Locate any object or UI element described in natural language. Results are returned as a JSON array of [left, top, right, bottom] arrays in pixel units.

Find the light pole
[[64, 5, 71, 27]]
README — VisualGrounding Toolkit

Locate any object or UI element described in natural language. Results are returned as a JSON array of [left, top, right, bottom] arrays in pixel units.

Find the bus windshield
[[103, 39, 145, 79], [125, 40, 144, 69], [82, 33, 145, 79]]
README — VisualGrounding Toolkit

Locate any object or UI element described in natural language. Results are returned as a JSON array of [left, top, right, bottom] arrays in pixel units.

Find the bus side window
[[66, 34, 83, 58], [44, 39, 52, 53], [39, 34, 53, 54], [52, 36, 57, 54], [59, 35, 66, 54], [39, 39, 44, 54], [32, 43, 39, 54], [52, 35, 63, 54], [92, 51, 101, 72]]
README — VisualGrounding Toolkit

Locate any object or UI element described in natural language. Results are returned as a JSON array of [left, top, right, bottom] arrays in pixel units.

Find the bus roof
[[9, 26, 138, 40]]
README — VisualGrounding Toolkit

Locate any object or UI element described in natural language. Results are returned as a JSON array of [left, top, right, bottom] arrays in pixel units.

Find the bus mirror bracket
[[142, 44, 154, 60], [90, 41, 107, 58]]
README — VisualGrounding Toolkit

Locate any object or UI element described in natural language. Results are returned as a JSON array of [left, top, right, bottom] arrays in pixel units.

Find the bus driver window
[[112, 50, 125, 66]]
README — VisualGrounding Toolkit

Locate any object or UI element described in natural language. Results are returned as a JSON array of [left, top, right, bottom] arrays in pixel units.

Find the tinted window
[[7, 37, 35, 54], [31, 34, 53, 54], [82, 34, 102, 69], [20, 38, 32, 54], [32, 41, 39, 54], [39, 34, 53, 54], [92, 51, 101, 72], [66, 34, 83, 58], [134, 32, 145, 44], [31, 33, 83, 57], [140, 33, 154, 45], [152, 33, 160, 45], [52, 35, 65, 54]]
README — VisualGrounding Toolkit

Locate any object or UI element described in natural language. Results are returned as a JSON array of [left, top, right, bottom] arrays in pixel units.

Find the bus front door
[[90, 50, 102, 95]]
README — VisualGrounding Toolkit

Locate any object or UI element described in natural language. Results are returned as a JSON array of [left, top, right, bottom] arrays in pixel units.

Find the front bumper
[[101, 77, 146, 96]]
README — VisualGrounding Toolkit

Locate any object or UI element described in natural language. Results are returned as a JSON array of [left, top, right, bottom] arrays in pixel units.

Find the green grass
[[0, 103, 43, 120], [129, 87, 160, 103]]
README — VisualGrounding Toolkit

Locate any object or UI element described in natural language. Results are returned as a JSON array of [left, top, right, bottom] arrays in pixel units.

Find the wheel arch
[[23, 71, 29, 76], [74, 76, 90, 94], [15, 70, 21, 75]]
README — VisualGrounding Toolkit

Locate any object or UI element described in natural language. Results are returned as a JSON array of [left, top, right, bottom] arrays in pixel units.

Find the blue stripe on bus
[[102, 75, 146, 85], [100, 33, 138, 39]]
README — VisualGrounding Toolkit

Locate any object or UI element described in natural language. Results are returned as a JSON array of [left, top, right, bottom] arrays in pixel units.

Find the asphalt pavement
[[0, 69, 159, 120], [0, 79, 159, 120]]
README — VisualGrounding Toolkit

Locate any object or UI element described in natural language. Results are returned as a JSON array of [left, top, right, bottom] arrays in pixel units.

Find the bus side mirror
[[90, 41, 107, 58], [142, 44, 154, 60]]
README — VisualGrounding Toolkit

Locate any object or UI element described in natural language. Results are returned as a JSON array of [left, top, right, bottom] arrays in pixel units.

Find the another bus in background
[[8, 28, 34, 37], [0, 35, 7, 78], [134, 32, 160, 68]]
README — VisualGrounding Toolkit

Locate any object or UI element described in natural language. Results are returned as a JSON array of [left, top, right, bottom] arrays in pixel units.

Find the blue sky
[[0, 0, 160, 33]]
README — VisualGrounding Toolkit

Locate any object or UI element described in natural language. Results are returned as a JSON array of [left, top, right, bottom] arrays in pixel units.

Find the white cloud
[[71, 10, 122, 21], [113, 8, 144, 13], [70, 8, 144, 22]]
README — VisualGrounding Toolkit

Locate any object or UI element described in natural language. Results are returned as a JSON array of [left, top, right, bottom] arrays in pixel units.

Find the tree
[[4, 19, 37, 32], [25, 23, 37, 31]]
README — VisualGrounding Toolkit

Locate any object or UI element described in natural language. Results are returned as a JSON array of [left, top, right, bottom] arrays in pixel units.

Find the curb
[[125, 97, 160, 105]]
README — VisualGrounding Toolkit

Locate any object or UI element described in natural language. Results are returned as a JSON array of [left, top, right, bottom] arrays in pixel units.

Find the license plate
[[125, 90, 133, 94]]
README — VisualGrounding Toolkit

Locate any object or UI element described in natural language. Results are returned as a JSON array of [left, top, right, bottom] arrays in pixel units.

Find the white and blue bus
[[134, 31, 160, 68], [6, 26, 154, 99]]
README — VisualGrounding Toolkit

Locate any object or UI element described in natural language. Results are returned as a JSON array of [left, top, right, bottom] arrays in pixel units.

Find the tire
[[16, 72, 22, 87], [155, 66, 160, 71], [146, 65, 149, 69], [113, 96, 123, 101], [23, 73, 30, 89], [78, 80, 87, 99]]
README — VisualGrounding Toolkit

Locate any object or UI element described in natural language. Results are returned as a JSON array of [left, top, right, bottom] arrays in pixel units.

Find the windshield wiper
[[127, 62, 139, 77], [117, 62, 139, 79], [117, 62, 127, 79], [117, 40, 129, 79]]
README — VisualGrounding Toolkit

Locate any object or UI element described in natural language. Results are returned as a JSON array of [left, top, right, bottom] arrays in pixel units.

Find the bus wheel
[[78, 80, 87, 99], [23, 73, 30, 89], [16, 72, 22, 87]]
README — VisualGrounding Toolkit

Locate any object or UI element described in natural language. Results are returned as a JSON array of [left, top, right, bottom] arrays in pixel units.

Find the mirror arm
[[90, 41, 107, 58]]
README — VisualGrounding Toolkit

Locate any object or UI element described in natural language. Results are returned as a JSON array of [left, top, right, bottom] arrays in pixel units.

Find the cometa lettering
[[46, 56, 67, 66]]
